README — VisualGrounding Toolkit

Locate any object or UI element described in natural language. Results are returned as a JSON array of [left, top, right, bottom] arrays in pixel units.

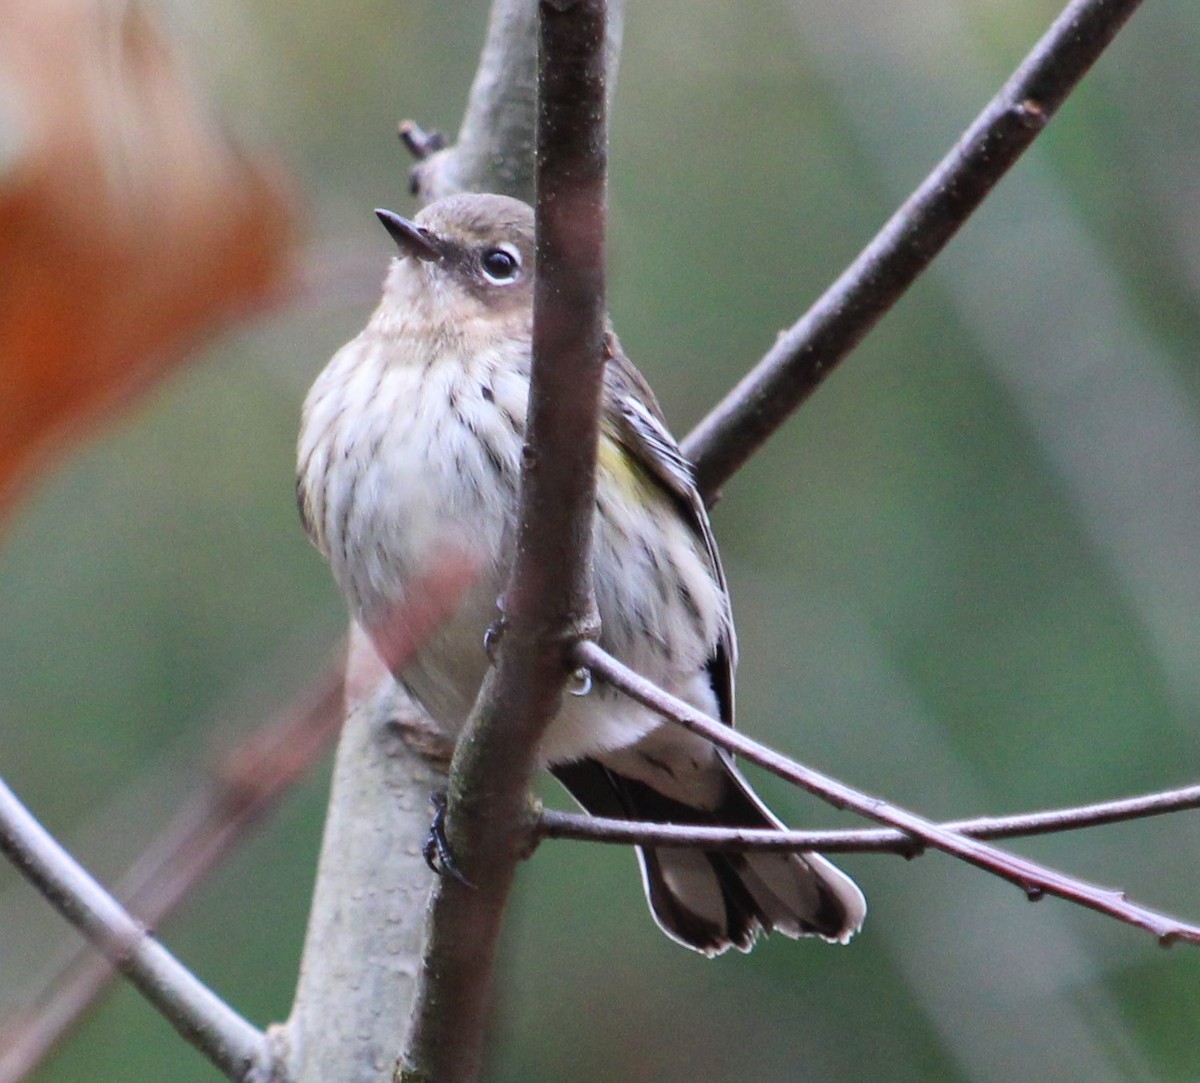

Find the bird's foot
[[422, 792, 475, 888]]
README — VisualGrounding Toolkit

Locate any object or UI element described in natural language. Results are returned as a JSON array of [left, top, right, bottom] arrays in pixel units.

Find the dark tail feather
[[552, 758, 865, 956]]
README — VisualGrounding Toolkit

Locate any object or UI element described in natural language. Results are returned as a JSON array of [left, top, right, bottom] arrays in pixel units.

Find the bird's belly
[[356, 519, 698, 764], [337, 456, 513, 735], [397, 579, 506, 733], [310, 360, 724, 762]]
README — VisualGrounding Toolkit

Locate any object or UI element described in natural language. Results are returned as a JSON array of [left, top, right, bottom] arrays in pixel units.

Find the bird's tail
[[553, 758, 866, 956]]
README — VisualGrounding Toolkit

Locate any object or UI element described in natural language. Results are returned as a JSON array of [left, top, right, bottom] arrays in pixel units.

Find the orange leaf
[[0, 0, 296, 513]]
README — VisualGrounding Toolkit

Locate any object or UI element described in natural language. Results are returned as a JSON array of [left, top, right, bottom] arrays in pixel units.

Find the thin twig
[[539, 780, 1200, 853], [396, 4, 610, 1082], [0, 659, 345, 1083], [682, 0, 1147, 499], [397, 120, 446, 164], [575, 640, 1200, 946], [0, 779, 271, 1082]]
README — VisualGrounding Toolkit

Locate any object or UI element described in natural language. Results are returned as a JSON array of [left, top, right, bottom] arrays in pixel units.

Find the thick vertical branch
[[284, 628, 451, 1083], [409, 0, 538, 203], [396, 4, 609, 1082], [284, 4, 623, 1082], [409, 0, 623, 204]]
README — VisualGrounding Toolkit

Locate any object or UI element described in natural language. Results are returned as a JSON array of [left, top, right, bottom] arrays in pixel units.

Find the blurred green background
[[4, 1, 1200, 1079]]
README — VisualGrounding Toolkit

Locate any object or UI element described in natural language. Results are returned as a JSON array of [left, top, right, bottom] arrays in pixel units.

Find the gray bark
[[283, 628, 450, 1083]]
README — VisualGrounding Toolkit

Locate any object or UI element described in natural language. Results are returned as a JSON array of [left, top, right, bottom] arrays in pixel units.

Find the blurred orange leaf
[[0, 0, 295, 512]]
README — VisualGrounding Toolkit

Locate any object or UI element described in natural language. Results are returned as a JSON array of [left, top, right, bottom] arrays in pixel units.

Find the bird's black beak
[[375, 209, 444, 262]]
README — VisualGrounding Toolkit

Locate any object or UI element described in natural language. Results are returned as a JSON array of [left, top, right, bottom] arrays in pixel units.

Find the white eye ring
[[480, 243, 522, 284]]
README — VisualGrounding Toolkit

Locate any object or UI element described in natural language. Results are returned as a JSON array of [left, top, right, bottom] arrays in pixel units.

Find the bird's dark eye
[[480, 245, 521, 284]]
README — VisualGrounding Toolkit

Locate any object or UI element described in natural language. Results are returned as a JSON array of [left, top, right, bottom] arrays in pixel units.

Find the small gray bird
[[297, 192, 865, 954]]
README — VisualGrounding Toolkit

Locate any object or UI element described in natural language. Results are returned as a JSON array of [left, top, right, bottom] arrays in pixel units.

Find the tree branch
[[280, 558, 476, 1083], [405, 0, 623, 204], [0, 657, 344, 1083], [575, 640, 1200, 946], [396, 4, 610, 1081], [284, 628, 452, 1083], [682, 0, 1147, 499], [0, 778, 271, 1082], [7, 0, 1167, 1073], [539, 779, 1200, 853]]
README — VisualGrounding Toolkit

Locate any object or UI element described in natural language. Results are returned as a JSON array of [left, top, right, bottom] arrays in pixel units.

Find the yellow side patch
[[597, 430, 654, 503]]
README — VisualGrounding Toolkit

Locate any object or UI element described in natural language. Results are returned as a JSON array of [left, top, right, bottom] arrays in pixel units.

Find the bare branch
[[10, 0, 1160, 1072], [406, 0, 623, 204], [575, 640, 1200, 946], [284, 629, 451, 1083], [539, 780, 1200, 853], [0, 778, 271, 1082], [407, 0, 539, 202], [396, 4, 610, 1081], [279, 560, 475, 1083], [682, 0, 1148, 499], [0, 659, 344, 1083]]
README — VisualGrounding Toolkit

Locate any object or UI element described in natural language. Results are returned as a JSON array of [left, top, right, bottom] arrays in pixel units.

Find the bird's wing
[[601, 333, 737, 725]]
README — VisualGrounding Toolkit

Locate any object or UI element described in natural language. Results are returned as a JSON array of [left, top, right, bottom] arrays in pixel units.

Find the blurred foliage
[[3, 1, 1200, 1080], [0, 0, 293, 513]]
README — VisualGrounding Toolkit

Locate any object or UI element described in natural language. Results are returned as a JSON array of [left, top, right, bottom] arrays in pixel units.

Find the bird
[[296, 192, 866, 955]]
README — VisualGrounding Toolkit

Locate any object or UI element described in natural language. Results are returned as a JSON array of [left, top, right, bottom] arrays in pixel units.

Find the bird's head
[[375, 193, 535, 330]]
